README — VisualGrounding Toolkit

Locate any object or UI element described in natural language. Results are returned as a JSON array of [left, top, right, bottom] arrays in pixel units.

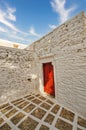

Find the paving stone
[[1, 106, 13, 114], [44, 113, 55, 124], [18, 117, 38, 130], [13, 100, 25, 105], [77, 116, 86, 128], [35, 94, 41, 97], [17, 101, 29, 109], [60, 108, 75, 122], [24, 95, 31, 98], [5, 108, 18, 118], [0, 118, 4, 124], [31, 108, 46, 119], [38, 96, 46, 101], [11, 98, 23, 103], [32, 99, 41, 104], [0, 123, 11, 130], [24, 104, 36, 113], [77, 127, 82, 130], [0, 103, 9, 110], [27, 96, 35, 100], [31, 93, 35, 95], [41, 103, 51, 110], [55, 118, 73, 130], [11, 112, 25, 125], [0, 93, 84, 130], [46, 99, 54, 105], [39, 125, 49, 130], [51, 104, 60, 114]]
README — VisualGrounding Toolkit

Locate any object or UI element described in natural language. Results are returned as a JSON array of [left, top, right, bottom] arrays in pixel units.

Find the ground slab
[[0, 92, 86, 130]]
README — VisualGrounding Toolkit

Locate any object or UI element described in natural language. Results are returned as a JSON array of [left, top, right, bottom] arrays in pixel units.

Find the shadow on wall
[[0, 65, 33, 104], [0, 46, 35, 104]]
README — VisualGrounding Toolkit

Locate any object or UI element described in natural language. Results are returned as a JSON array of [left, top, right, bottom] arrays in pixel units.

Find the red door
[[43, 62, 55, 96]]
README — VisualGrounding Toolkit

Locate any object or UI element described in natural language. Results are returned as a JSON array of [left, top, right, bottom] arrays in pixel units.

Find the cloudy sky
[[0, 0, 86, 45]]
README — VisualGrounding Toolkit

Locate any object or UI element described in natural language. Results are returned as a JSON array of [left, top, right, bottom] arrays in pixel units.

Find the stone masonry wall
[[27, 12, 86, 118], [0, 46, 36, 104]]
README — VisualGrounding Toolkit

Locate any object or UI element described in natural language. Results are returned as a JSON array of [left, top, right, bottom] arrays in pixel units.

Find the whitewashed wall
[[0, 46, 36, 104], [27, 12, 86, 118]]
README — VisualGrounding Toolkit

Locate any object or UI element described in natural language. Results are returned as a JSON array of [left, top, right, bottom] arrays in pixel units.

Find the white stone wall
[[0, 46, 36, 104], [27, 12, 86, 118]]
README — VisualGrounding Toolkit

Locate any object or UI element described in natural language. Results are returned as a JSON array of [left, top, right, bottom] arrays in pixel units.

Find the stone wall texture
[[0, 12, 86, 118], [0, 46, 36, 104], [27, 12, 86, 118]]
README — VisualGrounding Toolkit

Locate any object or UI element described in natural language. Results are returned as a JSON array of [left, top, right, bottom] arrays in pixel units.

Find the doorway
[[43, 62, 55, 96]]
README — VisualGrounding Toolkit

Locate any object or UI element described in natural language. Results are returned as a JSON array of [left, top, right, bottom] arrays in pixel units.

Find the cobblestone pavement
[[0, 92, 86, 130]]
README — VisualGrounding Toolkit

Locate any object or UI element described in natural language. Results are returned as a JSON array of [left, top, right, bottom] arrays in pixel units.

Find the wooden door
[[43, 62, 55, 96]]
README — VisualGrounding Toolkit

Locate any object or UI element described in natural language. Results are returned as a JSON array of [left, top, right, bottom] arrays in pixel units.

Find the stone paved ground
[[0, 92, 86, 130]]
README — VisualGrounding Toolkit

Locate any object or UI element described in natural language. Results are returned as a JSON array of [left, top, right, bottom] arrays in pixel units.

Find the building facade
[[27, 12, 86, 118], [0, 12, 86, 118]]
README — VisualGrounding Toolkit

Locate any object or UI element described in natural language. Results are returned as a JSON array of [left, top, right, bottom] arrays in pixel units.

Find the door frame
[[38, 56, 57, 98], [43, 62, 55, 96]]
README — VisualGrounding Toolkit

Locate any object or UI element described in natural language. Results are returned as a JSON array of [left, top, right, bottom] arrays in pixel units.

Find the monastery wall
[[0, 11, 85, 118], [0, 46, 36, 104], [27, 12, 86, 118]]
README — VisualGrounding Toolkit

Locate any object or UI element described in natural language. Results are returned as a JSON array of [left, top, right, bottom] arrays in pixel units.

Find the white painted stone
[[0, 46, 37, 104], [27, 12, 86, 118], [0, 12, 86, 119]]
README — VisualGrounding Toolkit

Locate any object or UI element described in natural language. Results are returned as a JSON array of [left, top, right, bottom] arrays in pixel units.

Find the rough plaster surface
[[0, 46, 36, 104], [0, 12, 86, 118], [27, 12, 86, 118]]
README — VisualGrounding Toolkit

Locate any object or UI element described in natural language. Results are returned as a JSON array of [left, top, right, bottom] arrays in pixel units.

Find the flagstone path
[[0, 92, 86, 130]]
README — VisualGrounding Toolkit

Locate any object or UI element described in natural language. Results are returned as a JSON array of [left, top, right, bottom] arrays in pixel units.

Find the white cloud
[[50, 0, 75, 23], [0, 4, 41, 44], [0, 6, 29, 36], [0, 6, 19, 32], [7, 7, 16, 21], [49, 24, 57, 29], [0, 27, 7, 32], [29, 26, 41, 37], [9, 34, 32, 42], [0, 4, 31, 44], [0, 18, 18, 32]]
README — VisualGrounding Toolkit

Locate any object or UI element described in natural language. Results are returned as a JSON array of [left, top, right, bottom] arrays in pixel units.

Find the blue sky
[[0, 0, 86, 45]]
